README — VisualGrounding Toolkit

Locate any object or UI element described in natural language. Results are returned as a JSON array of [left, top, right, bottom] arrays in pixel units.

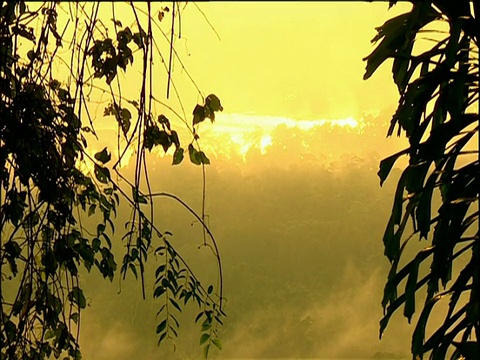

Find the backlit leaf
[[68, 287, 86, 309], [94, 164, 110, 184], [188, 144, 201, 165], [404, 260, 419, 323], [212, 339, 222, 350], [158, 114, 171, 130], [156, 319, 167, 334], [200, 333, 210, 345], [198, 151, 210, 165], [205, 94, 223, 112], [119, 107, 131, 136], [193, 105, 206, 125], [378, 149, 408, 186], [203, 344, 210, 359], [132, 186, 148, 204], [94, 147, 111, 164], [172, 147, 184, 165]]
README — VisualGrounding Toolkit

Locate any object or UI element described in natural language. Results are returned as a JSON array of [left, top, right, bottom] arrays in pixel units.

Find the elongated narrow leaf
[[416, 173, 436, 239], [156, 319, 167, 334], [363, 13, 410, 80], [378, 149, 408, 186], [404, 259, 419, 323], [412, 295, 441, 357], [203, 344, 210, 359], [382, 216, 396, 263], [169, 298, 182, 312], [392, 170, 406, 225], [157, 331, 167, 345]]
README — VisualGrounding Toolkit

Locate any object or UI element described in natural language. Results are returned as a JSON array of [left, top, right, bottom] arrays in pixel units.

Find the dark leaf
[[111, 19, 122, 27], [205, 94, 223, 112], [200, 333, 210, 345], [203, 344, 210, 359], [68, 287, 87, 309], [378, 149, 408, 186], [129, 263, 138, 279], [198, 151, 210, 165], [170, 130, 180, 148], [158, 130, 172, 152], [172, 147, 184, 165], [12, 25, 35, 42], [94, 147, 111, 164], [132, 31, 145, 48], [169, 298, 182, 312], [416, 173, 436, 239], [132, 186, 148, 204], [158, 114, 171, 130], [155, 265, 166, 277], [5, 321, 16, 343], [188, 144, 202, 165], [153, 286, 165, 298], [452, 341, 480, 359], [144, 125, 160, 151], [156, 319, 167, 334], [157, 331, 167, 345], [94, 164, 110, 184], [71, 312, 79, 324], [392, 170, 406, 225], [193, 105, 206, 125], [119, 107, 131, 136], [412, 295, 441, 357], [404, 259, 419, 322]]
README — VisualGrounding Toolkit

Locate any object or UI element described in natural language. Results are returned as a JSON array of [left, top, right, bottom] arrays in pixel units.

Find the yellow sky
[[83, 2, 413, 168], [51, 1, 414, 126], [71, 1, 415, 171], [175, 2, 413, 120]]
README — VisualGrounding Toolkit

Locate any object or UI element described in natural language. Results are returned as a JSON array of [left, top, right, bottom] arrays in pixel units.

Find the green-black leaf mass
[[0, 2, 224, 359], [365, 1, 479, 358]]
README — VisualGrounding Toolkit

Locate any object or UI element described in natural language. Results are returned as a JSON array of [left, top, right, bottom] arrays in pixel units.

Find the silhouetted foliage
[[365, 1, 479, 359], [0, 2, 224, 359]]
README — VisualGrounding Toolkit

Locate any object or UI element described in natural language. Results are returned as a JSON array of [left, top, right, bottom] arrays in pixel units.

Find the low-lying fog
[[79, 109, 420, 360]]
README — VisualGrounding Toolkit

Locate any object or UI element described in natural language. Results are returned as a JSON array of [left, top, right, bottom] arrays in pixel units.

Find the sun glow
[[198, 113, 365, 161], [107, 112, 372, 166], [260, 134, 273, 155]]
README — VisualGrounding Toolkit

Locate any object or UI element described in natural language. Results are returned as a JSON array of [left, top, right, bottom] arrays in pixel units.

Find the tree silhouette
[[365, 1, 479, 358], [0, 2, 224, 359]]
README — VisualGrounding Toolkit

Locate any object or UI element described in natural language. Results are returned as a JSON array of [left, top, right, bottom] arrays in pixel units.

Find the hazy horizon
[[76, 2, 424, 358], [77, 109, 420, 360]]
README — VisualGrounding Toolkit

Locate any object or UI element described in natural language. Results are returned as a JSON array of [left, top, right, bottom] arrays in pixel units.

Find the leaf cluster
[[0, 2, 225, 359], [153, 239, 225, 358], [365, 1, 479, 358]]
